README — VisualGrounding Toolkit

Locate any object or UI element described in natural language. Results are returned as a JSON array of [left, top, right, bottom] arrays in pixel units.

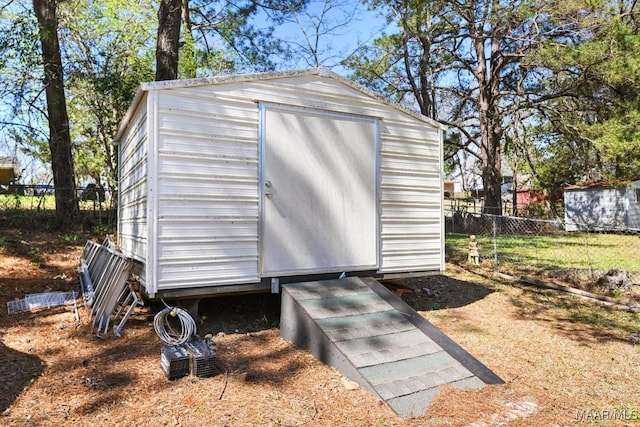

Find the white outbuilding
[[114, 68, 447, 299], [564, 180, 640, 232]]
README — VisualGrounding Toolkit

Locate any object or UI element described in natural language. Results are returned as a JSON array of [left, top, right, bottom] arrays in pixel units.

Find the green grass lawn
[[0, 194, 58, 210], [447, 232, 640, 272], [0, 194, 110, 211]]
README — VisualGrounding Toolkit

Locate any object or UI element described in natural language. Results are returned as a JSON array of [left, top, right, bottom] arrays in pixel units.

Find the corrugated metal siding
[[119, 73, 444, 295], [378, 124, 443, 272], [251, 76, 442, 273], [629, 181, 640, 229], [227, 75, 444, 273], [563, 190, 581, 231], [565, 186, 630, 231], [118, 100, 149, 267], [600, 187, 627, 228], [153, 90, 260, 290]]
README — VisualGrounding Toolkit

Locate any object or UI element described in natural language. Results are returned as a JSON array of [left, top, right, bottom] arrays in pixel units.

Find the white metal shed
[[564, 180, 640, 232], [114, 68, 446, 299]]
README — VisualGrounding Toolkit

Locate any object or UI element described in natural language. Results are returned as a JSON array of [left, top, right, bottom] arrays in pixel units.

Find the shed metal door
[[260, 104, 378, 276]]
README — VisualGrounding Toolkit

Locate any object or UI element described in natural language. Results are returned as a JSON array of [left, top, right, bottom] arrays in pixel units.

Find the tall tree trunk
[[33, 0, 79, 229], [156, 0, 183, 81], [479, 109, 503, 215], [474, 19, 503, 216], [479, 118, 503, 215]]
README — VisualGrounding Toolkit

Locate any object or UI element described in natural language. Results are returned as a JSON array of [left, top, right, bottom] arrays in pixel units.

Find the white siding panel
[[629, 182, 640, 229], [166, 77, 389, 120], [381, 152, 441, 174], [157, 200, 257, 218], [156, 261, 258, 288], [565, 185, 636, 231], [157, 220, 257, 239], [152, 89, 260, 290], [380, 108, 444, 273], [118, 100, 149, 266], [117, 72, 444, 296], [378, 129, 443, 272], [156, 238, 259, 288]]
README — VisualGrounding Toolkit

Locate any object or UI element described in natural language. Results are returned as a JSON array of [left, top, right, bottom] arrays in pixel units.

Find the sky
[[260, 0, 391, 73]]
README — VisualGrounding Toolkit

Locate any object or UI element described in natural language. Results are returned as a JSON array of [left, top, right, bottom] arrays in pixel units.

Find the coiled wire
[[153, 299, 197, 345]]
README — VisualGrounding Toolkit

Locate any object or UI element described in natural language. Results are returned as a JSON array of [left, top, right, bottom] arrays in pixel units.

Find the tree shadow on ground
[[0, 341, 43, 413], [147, 294, 313, 388], [508, 284, 640, 345], [214, 331, 311, 387], [185, 277, 498, 387], [382, 274, 496, 312]]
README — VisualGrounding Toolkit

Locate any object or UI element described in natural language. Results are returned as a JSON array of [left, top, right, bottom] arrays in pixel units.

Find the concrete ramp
[[280, 277, 503, 418]]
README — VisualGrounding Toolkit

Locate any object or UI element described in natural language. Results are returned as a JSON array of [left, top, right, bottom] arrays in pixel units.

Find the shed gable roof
[[115, 68, 445, 143]]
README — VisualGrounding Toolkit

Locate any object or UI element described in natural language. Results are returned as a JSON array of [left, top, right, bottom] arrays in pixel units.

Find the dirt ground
[[1, 228, 639, 426]]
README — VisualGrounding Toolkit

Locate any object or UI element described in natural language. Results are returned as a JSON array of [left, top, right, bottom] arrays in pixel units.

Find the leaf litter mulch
[[1, 228, 639, 426]]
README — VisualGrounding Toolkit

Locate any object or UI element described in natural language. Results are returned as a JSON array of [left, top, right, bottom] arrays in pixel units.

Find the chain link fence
[[0, 185, 116, 228], [445, 209, 640, 281]]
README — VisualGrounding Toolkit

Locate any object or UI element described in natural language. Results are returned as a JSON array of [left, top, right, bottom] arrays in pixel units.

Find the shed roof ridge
[[114, 68, 447, 143], [137, 68, 446, 130], [139, 67, 323, 91]]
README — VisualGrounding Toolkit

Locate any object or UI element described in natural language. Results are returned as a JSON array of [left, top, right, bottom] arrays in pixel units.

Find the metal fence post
[[493, 215, 498, 266], [443, 209, 639, 278], [451, 211, 455, 233]]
